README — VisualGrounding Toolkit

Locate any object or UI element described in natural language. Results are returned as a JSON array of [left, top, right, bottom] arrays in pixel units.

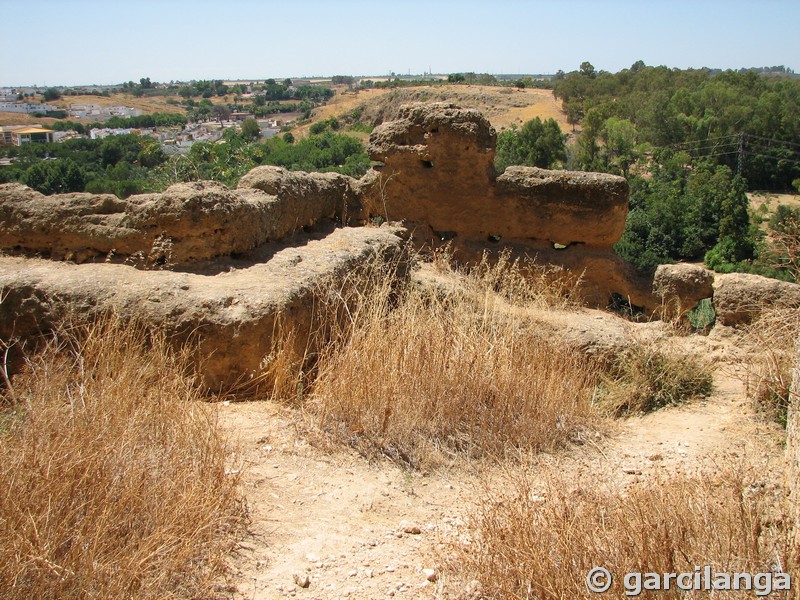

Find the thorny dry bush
[[0, 314, 246, 600]]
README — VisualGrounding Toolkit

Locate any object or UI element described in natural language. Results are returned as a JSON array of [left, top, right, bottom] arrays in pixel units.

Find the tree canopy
[[495, 118, 567, 172]]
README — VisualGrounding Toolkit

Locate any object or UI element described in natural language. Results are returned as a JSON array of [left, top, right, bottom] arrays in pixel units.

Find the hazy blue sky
[[2, 0, 798, 86]]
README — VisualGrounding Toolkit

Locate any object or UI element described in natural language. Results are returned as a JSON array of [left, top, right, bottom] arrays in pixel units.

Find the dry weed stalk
[[765, 215, 800, 281], [454, 461, 788, 599], [0, 314, 245, 599]]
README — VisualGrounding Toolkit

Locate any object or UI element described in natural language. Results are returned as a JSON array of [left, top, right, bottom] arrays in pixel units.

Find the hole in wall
[[432, 229, 457, 241], [421, 160, 434, 169], [488, 234, 502, 243], [608, 292, 645, 320]]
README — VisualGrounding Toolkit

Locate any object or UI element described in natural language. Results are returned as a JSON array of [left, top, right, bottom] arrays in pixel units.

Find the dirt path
[[219, 402, 473, 599], [217, 330, 784, 599]]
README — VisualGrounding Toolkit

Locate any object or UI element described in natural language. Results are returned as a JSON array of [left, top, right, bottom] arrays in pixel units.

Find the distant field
[[0, 113, 60, 127], [750, 191, 800, 214], [53, 93, 187, 114], [292, 84, 567, 138]]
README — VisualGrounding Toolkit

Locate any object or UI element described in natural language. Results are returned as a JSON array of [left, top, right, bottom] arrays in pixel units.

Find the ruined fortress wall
[[0, 225, 407, 392], [366, 102, 652, 309], [367, 102, 629, 249], [0, 166, 355, 266]]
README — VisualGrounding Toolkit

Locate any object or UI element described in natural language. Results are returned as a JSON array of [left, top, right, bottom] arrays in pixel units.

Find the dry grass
[[454, 461, 788, 599], [52, 93, 187, 115], [741, 307, 800, 426], [0, 314, 245, 599], [305, 252, 601, 469], [596, 341, 713, 416]]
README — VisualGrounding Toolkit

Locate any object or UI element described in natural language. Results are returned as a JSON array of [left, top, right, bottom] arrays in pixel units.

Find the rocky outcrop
[[652, 263, 715, 319], [0, 170, 355, 266], [0, 225, 408, 392], [713, 273, 800, 326]]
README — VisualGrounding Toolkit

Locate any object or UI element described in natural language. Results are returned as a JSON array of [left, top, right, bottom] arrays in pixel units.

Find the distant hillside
[[294, 84, 567, 138]]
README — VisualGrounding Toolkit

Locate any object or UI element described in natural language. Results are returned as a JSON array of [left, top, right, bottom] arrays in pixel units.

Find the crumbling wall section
[[0, 166, 357, 266], [366, 102, 648, 309], [0, 225, 408, 392]]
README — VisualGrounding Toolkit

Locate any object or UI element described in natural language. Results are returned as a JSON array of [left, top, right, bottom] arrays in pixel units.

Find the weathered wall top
[[0, 167, 356, 266], [368, 103, 497, 166]]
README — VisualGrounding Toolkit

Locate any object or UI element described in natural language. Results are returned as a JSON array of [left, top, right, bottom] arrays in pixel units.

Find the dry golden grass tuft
[[0, 314, 246, 599], [740, 306, 800, 426], [453, 461, 788, 599], [305, 251, 601, 469]]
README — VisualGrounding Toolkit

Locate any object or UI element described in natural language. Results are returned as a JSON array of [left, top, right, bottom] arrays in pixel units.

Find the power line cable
[[670, 135, 740, 149], [743, 151, 800, 167], [743, 133, 800, 150], [678, 142, 739, 154]]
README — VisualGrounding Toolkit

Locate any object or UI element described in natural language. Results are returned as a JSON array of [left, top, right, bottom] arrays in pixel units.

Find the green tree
[[601, 117, 638, 176], [138, 138, 167, 168], [580, 61, 596, 78], [571, 107, 605, 170], [705, 174, 754, 267], [211, 104, 231, 124], [495, 117, 567, 173], [615, 153, 756, 273], [42, 87, 61, 101], [240, 118, 261, 140], [22, 158, 86, 195], [564, 99, 583, 132]]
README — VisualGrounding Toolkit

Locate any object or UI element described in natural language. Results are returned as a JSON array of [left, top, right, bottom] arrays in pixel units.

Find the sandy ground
[[216, 319, 785, 599], [750, 191, 800, 214]]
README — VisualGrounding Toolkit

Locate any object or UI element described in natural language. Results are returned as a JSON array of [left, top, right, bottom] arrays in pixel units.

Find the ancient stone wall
[[366, 102, 652, 309], [367, 102, 628, 249], [0, 166, 357, 266], [0, 225, 407, 391]]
